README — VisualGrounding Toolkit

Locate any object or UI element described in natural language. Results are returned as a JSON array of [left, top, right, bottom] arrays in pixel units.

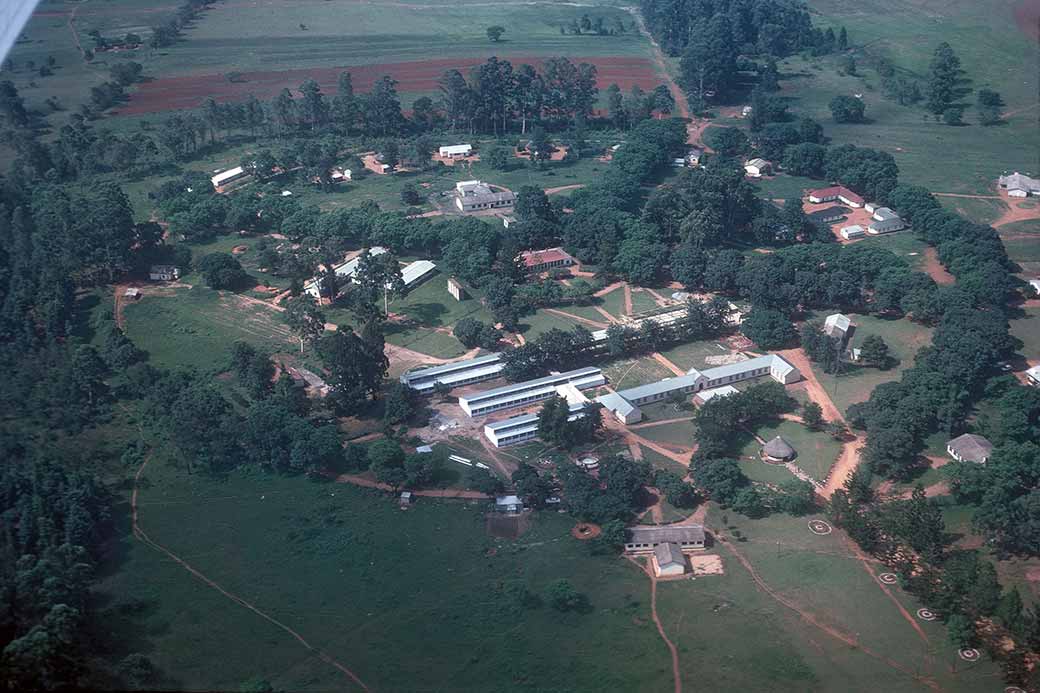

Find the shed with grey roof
[[400, 353, 503, 393], [763, 435, 797, 462], [459, 367, 605, 417], [653, 542, 688, 576], [946, 433, 994, 464], [625, 525, 706, 553]]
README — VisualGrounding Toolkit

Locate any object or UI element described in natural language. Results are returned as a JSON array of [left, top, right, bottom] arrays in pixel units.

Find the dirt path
[[626, 556, 682, 693], [334, 473, 491, 499], [593, 281, 625, 298], [544, 307, 610, 329], [592, 306, 620, 324], [922, 247, 955, 286], [651, 352, 686, 377], [777, 349, 843, 423], [821, 439, 864, 498], [631, 416, 696, 430], [934, 190, 1040, 228], [131, 457, 371, 691], [68, 0, 89, 61], [605, 416, 692, 466], [544, 184, 586, 196], [623, 285, 634, 315], [717, 537, 938, 689], [384, 343, 480, 369], [630, 8, 688, 121]]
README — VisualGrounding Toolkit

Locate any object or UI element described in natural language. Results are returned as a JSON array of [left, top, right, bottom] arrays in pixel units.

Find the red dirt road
[[626, 556, 682, 693], [922, 247, 955, 285], [119, 56, 660, 115]]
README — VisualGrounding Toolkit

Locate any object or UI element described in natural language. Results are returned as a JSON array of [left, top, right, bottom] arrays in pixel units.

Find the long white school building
[[458, 367, 605, 417]]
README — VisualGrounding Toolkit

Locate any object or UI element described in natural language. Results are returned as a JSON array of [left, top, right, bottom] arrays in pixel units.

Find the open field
[[806, 313, 935, 416], [787, 0, 1040, 196], [123, 286, 297, 371], [740, 419, 843, 482], [632, 417, 696, 449], [9, 0, 663, 126], [601, 355, 674, 391], [657, 338, 734, 373], [101, 460, 672, 691], [1010, 305, 1040, 357], [699, 505, 1002, 692]]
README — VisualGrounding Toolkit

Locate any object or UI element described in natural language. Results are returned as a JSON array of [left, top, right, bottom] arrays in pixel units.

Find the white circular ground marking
[[878, 572, 898, 585], [807, 519, 832, 535], [957, 648, 980, 662], [916, 608, 936, 621], [1004, 687, 1026, 693]]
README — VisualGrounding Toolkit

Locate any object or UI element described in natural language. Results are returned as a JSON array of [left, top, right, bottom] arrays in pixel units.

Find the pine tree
[[837, 26, 848, 51], [926, 42, 969, 115]]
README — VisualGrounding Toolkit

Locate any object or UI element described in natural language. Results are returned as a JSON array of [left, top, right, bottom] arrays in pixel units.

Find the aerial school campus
[[1, 0, 1040, 691]]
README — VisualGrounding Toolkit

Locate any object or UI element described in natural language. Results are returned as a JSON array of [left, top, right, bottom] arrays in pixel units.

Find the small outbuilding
[[123, 287, 141, 300], [694, 385, 739, 406], [763, 435, 797, 462], [1028, 279, 1040, 297], [495, 495, 523, 514], [652, 542, 688, 577], [824, 313, 855, 342], [946, 433, 994, 464], [149, 264, 180, 281], [439, 144, 473, 159], [1025, 365, 1040, 386], [447, 276, 466, 301], [744, 158, 771, 178], [840, 225, 865, 240], [399, 491, 413, 508]]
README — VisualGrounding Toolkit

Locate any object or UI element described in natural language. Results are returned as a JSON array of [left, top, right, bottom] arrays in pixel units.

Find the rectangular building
[[149, 264, 180, 281], [484, 402, 587, 448], [211, 166, 249, 190], [399, 260, 437, 289], [454, 180, 515, 212], [744, 158, 771, 177], [447, 277, 466, 301], [400, 353, 503, 393], [867, 208, 906, 234], [840, 224, 865, 240], [520, 247, 576, 273], [458, 367, 605, 417], [807, 185, 864, 207], [439, 144, 473, 158], [624, 525, 706, 554], [595, 391, 642, 424]]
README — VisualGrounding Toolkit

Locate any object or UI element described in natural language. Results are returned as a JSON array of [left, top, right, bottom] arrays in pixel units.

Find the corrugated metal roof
[[617, 373, 700, 401], [627, 525, 705, 544], [461, 367, 602, 405], [400, 260, 437, 286], [401, 354, 502, 383]]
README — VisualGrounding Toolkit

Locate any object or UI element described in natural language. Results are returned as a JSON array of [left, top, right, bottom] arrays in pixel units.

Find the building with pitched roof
[[399, 260, 437, 289], [520, 247, 576, 273], [303, 247, 388, 298], [867, 208, 906, 234], [744, 158, 771, 177], [400, 353, 504, 393], [824, 313, 855, 342], [439, 144, 473, 158], [624, 525, 706, 554], [458, 367, 605, 417], [763, 436, 797, 462], [807, 185, 865, 207], [1025, 365, 1040, 386], [998, 172, 1040, 197], [454, 180, 515, 212], [652, 542, 688, 576], [946, 434, 994, 464]]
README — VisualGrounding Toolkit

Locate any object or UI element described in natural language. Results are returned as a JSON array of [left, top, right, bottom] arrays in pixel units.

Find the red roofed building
[[807, 185, 865, 208], [519, 247, 576, 273]]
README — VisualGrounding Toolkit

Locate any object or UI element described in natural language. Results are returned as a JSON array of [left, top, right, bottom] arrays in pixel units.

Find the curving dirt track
[[132, 457, 371, 691], [626, 556, 682, 693]]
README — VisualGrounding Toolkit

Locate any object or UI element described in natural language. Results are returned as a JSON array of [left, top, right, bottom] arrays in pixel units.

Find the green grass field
[[789, 0, 1040, 196], [657, 338, 734, 373], [600, 355, 674, 391], [632, 418, 697, 448], [1010, 306, 1040, 358], [123, 286, 298, 371], [701, 505, 1001, 692], [740, 419, 843, 482], [807, 313, 934, 416]]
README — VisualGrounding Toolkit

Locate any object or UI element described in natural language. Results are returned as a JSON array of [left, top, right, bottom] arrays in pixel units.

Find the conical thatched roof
[[763, 435, 797, 460]]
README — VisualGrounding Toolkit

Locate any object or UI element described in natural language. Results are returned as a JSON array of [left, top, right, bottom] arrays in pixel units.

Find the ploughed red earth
[[116, 56, 661, 115]]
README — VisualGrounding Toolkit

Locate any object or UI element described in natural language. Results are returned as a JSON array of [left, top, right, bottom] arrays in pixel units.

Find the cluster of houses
[[302, 247, 437, 300], [672, 147, 704, 169], [804, 185, 905, 238]]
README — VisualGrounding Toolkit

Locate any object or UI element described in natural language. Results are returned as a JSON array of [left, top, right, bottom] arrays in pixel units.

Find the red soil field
[[116, 56, 661, 115], [1014, 0, 1040, 41]]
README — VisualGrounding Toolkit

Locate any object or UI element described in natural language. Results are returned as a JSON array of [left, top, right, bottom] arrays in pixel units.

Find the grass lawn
[[633, 419, 696, 449], [1003, 237, 1040, 264], [597, 286, 628, 319], [637, 445, 688, 475], [854, 232, 932, 269], [939, 196, 1008, 226], [741, 419, 843, 482], [781, 0, 1039, 196], [657, 338, 733, 372], [738, 456, 798, 485], [600, 355, 673, 391], [99, 460, 672, 692], [123, 286, 297, 371], [517, 308, 585, 339], [702, 505, 1001, 692], [1010, 306, 1040, 358], [749, 174, 822, 201], [809, 313, 934, 416], [628, 287, 660, 314]]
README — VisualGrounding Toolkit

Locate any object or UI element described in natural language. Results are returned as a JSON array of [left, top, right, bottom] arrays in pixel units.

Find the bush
[[197, 253, 249, 290], [829, 95, 866, 123]]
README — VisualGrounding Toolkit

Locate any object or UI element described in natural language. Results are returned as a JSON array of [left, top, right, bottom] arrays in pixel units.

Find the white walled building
[[458, 367, 605, 417]]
